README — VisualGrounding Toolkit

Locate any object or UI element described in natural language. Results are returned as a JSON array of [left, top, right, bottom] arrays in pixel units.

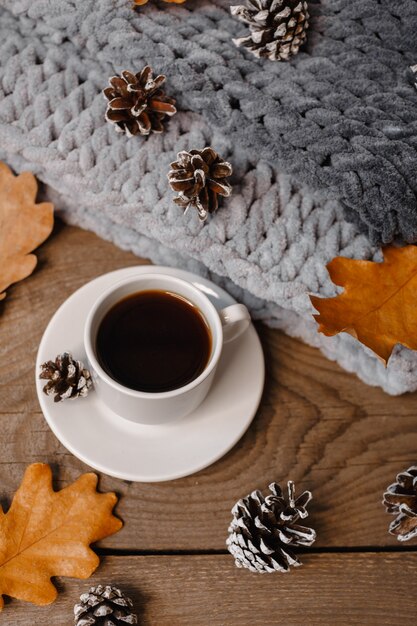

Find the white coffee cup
[[84, 273, 251, 425]]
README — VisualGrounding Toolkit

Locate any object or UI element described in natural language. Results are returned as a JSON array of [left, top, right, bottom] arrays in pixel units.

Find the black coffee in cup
[[96, 290, 212, 393]]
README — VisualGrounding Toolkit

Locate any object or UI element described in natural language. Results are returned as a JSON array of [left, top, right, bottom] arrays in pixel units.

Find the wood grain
[[1, 223, 417, 552], [6, 554, 417, 625]]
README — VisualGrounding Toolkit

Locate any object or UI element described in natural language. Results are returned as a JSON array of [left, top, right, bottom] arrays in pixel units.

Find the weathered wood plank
[[6, 554, 417, 625], [1, 224, 416, 550], [0, 409, 414, 551]]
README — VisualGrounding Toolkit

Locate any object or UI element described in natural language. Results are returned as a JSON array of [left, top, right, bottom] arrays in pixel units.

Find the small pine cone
[[226, 481, 316, 573], [39, 352, 92, 402], [104, 66, 176, 137], [406, 64, 417, 91], [167, 148, 233, 221], [230, 0, 309, 61], [383, 466, 417, 542], [74, 585, 138, 626]]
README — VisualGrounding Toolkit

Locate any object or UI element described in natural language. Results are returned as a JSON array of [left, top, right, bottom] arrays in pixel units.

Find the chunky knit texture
[[0, 0, 417, 393], [2, 0, 417, 242]]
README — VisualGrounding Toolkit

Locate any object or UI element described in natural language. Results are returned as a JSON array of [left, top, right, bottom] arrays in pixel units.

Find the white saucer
[[35, 266, 265, 482]]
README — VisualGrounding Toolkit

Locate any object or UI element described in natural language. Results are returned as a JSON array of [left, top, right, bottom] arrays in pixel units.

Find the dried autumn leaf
[[0, 463, 122, 609], [0, 162, 54, 301], [310, 246, 417, 364]]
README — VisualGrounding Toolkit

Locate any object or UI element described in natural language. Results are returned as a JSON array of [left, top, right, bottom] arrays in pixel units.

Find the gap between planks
[[96, 545, 417, 557]]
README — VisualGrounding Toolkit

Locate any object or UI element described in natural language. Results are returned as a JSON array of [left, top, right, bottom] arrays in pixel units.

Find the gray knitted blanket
[[1, 0, 417, 394]]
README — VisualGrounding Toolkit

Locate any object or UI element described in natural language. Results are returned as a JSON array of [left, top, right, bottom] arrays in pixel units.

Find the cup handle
[[219, 304, 251, 344]]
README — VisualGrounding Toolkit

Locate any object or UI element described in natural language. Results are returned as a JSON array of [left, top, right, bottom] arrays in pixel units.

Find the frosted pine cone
[[383, 466, 417, 541], [74, 585, 137, 625], [167, 148, 233, 221], [407, 65, 417, 91], [231, 0, 309, 61], [39, 352, 92, 402], [227, 481, 316, 573], [104, 66, 176, 137]]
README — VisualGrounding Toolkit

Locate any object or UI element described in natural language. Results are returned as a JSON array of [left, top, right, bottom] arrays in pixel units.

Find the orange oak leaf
[[0, 463, 122, 609], [0, 162, 54, 301], [310, 246, 417, 364]]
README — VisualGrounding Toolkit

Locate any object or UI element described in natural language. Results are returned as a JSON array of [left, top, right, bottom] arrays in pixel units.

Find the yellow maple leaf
[[0, 162, 54, 301], [0, 464, 122, 609], [310, 246, 417, 364]]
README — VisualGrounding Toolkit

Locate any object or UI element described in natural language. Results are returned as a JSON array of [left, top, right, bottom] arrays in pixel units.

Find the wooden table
[[1, 222, 417, 624]]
